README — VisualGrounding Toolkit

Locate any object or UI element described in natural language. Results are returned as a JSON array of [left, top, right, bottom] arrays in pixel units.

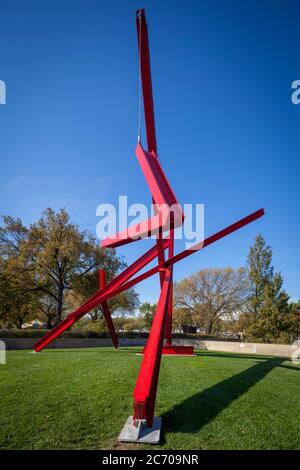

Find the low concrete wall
[[173, 338, 293, 358], [1, 337, 147, 350], [1, 337, 293, 358]]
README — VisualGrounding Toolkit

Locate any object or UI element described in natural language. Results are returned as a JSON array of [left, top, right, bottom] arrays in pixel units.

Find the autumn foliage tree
[[0, 209, 138, 328], [174, 267, 249, 334], [0, 216, 38, 327]]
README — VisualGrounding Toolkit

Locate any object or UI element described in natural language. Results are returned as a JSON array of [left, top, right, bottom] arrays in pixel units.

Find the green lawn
[[0, 347, 299, 450]]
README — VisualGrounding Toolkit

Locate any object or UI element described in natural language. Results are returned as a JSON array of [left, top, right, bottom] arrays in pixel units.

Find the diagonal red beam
[[165, 215, 174, 345], [68, 266, 160, 319], [133, 268, 172, 427], [33, 267, 159, 352], [135, 143, 181, 209], [101, 212, 167, 249], [105, 208, 265, 298], [34, 208, 264, 352], [166, 208, 265, 268], [74, 241, 169, 315], [101, 144, 183, 249], [99, 269, 119, 349], [60, 209, 265, 330], [33, 241, 169, 352]]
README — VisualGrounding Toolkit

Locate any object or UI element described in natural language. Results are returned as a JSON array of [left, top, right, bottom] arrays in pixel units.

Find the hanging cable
[[137, 11, 142, 144]]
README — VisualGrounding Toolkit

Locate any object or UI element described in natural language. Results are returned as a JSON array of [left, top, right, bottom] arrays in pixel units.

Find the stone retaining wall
[[1, 337, 147, 350], [1, 337, 295, 359], [173, 338, 294, 358]]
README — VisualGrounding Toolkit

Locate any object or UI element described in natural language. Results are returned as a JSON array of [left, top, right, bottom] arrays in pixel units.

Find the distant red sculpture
[[33, 9, 264, 440]]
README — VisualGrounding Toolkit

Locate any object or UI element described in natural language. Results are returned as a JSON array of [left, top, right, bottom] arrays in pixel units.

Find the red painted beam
[[136, 9, 166, 287], [101, 209, 265, 349], [133, 269, 172, 427], [80, 242, 168, 313], [135, 144, 180, 209], [76, 207, 264, 316], [33, 241, 169, 352], [165, 208, 265, 268], [101, 213, 167, 249], [99, 269, 119, 349], [165, 215, 174, 345], [33, 265, 161, 352], [85, 209, 265, 321], [101, 144, 184, 249], [136, 9, 157, 155], [132, 209, 264, 426], [34, 209, 264, 352], [162, 346, 194, 355]]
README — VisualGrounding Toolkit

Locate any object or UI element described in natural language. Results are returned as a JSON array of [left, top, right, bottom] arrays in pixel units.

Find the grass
[[0, 347, 300, 450]]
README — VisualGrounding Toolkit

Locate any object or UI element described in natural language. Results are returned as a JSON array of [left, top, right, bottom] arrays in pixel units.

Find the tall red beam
[[136, 8, 166, 287], [136, 8, 157, 154], [165, 215, 174, 346], [133, 268, 172, 427]]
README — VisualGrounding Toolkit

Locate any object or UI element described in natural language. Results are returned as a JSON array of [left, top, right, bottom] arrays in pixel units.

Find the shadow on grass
[[162, 357, 284, 435], [280, 364, 300, 372], [195, 352, 269, 361]]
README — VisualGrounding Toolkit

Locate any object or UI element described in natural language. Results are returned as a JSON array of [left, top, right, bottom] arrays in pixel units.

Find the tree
[[123, 316, 145, 332], [174, 268, 248, 334], [0, 216, 28, 259], [243, 234, 292, 343], [246, 234, 274, 315], [22, 208, 97, 324], [0, 209, 133, 328], [139, 302, 157, 330], [172, 307, 196, 333], [37, 289, 57, 329], [290, 300, 300, 340], [0, 216, 36, 328], [0, 259, 38, 328], [20, 208, 128, 325]]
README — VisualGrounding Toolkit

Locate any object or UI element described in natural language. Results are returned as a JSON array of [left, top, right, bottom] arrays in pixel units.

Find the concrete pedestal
[[118, 416, 162, 444]]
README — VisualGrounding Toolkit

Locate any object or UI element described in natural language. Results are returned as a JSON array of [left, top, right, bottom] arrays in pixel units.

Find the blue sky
[[0, 0, 299, 305]]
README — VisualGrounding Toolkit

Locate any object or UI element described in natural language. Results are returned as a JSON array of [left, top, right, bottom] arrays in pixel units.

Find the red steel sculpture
[[33, 9, 264, 441]]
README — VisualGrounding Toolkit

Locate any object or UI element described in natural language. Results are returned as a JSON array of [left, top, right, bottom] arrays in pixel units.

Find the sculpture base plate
[[162, 345, 195, 355], [118, 416, 162, 444], [142, 345, 195, 356]]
